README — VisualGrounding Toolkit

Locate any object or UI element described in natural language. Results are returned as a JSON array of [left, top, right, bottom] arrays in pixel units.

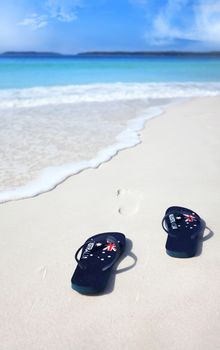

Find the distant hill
[[76, 51, 220, 57], [1, 51, 220, 58], [1, 51, 63, 57]]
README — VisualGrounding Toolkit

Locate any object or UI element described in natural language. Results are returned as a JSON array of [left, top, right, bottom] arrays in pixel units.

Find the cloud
[[0, 4, 51, 53], [144, 0, 220, 48], [18, 13, 48, 30], [46, 0, 83, 22], [17, 0, 83, 32], [194, 1, 220, 43], [0, 0, 86, 53]]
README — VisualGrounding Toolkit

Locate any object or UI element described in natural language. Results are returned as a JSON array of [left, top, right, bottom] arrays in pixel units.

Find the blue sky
[[1, 0, 220, 53]]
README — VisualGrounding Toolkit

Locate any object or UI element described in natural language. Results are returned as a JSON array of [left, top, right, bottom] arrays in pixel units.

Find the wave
[[0, 82, 220, 108]]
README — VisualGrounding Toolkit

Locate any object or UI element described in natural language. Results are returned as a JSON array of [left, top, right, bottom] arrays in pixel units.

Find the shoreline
[[0, 103, 164, 203], [0, 92, 215, 204], [1, 96, 220, 349]]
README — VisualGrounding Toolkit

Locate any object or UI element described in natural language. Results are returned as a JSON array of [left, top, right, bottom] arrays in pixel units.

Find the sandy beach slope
[[1, 96, 220, 350]]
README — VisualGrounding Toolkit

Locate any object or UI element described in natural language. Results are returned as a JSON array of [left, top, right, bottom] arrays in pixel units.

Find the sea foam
[[0, 82, 220, 108], [0, 104, 162, 203]]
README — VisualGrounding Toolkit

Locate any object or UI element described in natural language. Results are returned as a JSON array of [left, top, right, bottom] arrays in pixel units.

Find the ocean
[[1, 55, 220, 202]]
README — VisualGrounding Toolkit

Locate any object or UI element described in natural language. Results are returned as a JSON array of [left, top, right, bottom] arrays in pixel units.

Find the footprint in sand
[[36, 266, 47, 280], [117, 188, 142, 216]]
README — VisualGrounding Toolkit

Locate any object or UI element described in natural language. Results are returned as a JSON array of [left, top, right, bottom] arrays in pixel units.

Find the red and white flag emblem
[[103, 241, 117, 252], [183, 214, 196, 223]]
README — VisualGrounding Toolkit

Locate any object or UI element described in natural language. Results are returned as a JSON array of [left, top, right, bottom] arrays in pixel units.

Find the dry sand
[[1, 96, 220, 350]]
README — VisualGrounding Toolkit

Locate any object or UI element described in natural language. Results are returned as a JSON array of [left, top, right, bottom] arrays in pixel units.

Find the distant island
[[1, 51, 220, 57], [1, 51, 63, 57], [76, 51, 220, 57]]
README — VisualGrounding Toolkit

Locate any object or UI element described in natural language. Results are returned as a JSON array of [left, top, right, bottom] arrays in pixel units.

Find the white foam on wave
[[0, 106, 162, 203], [1, 82, 220, 108]]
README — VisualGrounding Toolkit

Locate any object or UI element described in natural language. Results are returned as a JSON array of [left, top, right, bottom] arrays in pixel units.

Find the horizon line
[[1, 50, 220, 57]]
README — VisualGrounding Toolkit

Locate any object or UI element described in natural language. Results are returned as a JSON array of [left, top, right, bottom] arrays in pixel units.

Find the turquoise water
[[1, 56, 220, 88]]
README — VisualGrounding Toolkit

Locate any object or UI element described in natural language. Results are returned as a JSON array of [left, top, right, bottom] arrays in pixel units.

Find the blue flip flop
[[162, 206, 202, 258], [71, 232, 126, 294]]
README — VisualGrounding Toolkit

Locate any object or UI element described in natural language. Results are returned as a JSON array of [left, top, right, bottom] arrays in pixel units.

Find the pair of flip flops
[[71, 206, 203, 294]]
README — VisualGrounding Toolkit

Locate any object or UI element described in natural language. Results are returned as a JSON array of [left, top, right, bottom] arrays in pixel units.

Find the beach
[[1, 96, 220, 349]]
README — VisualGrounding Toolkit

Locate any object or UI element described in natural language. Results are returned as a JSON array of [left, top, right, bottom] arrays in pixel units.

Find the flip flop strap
[[75, 236, 121, 271], [75, 244, 87, 269], [161, 216, 169, 233]]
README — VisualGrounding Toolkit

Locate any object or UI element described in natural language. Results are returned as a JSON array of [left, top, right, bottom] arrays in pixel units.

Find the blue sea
[[0, 55, 220, 202]]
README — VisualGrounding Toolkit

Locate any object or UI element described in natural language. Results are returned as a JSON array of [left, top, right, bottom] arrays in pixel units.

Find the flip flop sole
[[166, 249, 196, 258], [71, 284, 101, 295]]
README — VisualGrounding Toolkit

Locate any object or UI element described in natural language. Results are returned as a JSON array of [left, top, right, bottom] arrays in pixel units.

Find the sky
[[1, 0, 220, 53]]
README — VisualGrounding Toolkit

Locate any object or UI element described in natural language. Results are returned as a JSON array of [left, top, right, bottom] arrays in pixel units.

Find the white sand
[[1, 96, 220, 350]]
